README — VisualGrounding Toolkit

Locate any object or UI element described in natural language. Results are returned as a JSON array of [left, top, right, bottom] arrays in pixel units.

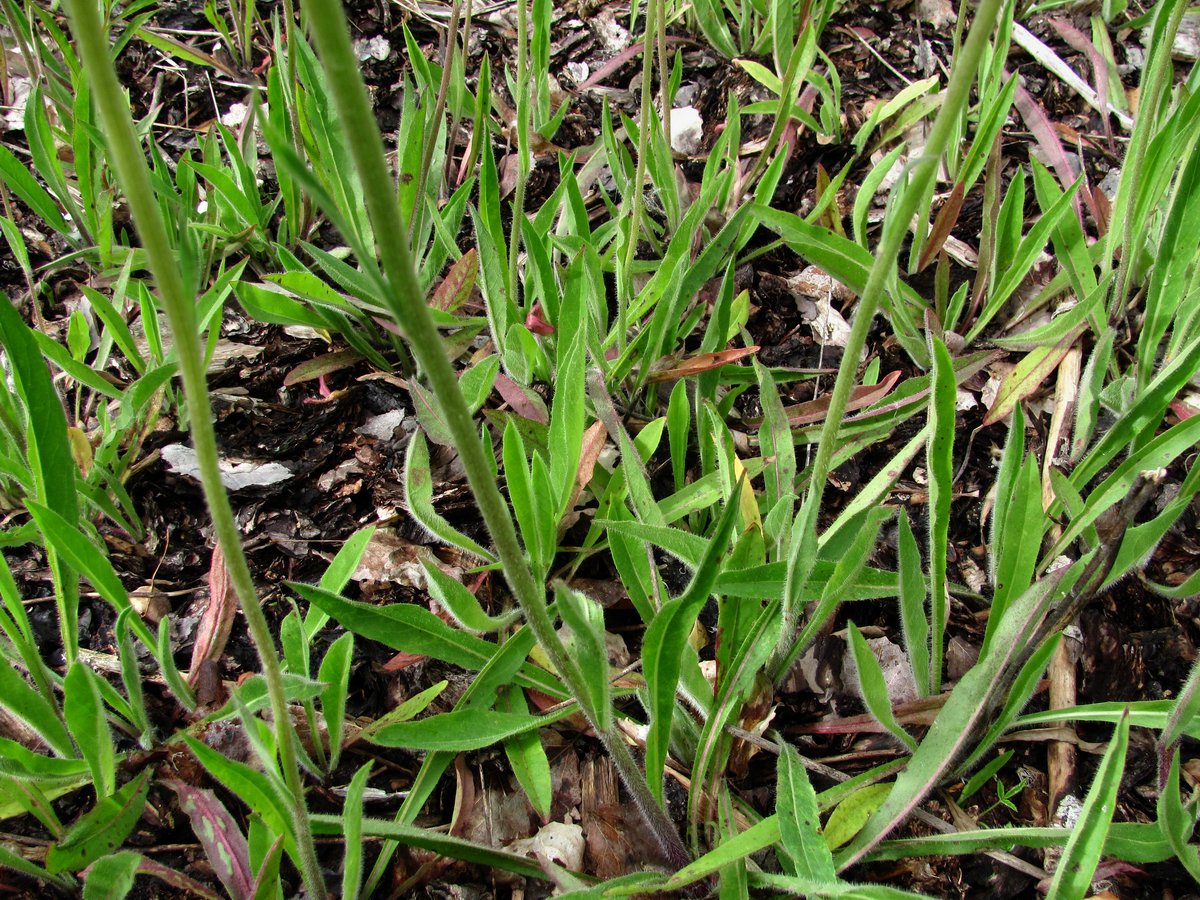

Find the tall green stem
[[61, 3, 328, 897], [771, 0, 1008, 676], [507, 0, 531, 317], [301, 0, 691, 870], [618, 0, 659, 351], [1103, 0, 1185, 389]]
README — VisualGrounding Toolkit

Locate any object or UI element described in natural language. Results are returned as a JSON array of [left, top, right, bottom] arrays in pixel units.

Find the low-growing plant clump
[[1, 0, 1199, 896]]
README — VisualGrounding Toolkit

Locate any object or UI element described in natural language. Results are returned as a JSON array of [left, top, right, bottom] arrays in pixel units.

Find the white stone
[[669, 106, 704, 155]]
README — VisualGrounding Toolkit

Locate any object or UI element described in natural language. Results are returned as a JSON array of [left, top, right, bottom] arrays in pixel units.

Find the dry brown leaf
[[646, 346, 760, 383]]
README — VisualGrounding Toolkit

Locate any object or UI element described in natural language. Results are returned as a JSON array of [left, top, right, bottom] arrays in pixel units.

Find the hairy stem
[[302, 0, 691, 868], [771, 0, 1007, 677], [62, 1, 327, 895], [618, 0, 658, 352]]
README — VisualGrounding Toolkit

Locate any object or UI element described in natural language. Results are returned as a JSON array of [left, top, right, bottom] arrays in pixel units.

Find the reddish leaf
[[164, 781, 254, 900], [383, 651, 427, 672], [525, 302, 555, 336], [188, 544, 238, 688], [745, 370, 902, 427], [571, 421, 609, 510], [1170, 400, 1198, 421], [918, 181, 965, 272], [431, 249, 479, 312], [577, 36, 692, 90], [646, 346, 761, 383], [982, 335, 1077, 426], [1012, 81, 1098, 227], [281, 349, 364, 387], [494, 373, 550, 424], [135, 856, 224, 900]]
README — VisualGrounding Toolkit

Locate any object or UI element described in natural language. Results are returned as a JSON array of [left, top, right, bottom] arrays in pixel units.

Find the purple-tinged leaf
[[164, 780, 254, 900]]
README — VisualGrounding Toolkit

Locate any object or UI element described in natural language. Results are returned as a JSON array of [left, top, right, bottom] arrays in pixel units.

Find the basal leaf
[[403, 432, 495, 562], [64, 662, 115, 797], [46, 769, 151, 874], [1047, 710, 1129, 900], [823, 783, 892, 852], [368, 708, 568, 752], [846, 624, 917, 753], [318, 632, 354, 771], [164, 781, 254, 899], [778, 744, 838, 882]]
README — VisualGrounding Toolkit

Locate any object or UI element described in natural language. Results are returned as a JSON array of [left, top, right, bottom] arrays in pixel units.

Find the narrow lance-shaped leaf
[[500, 687, 553, 820], [643, 481, 743, 803], [1047, 710, 1130, 900], [777, 743, 838, 883], [926, 336, 955, 693], [0, 296, 82, 657], [403, 432, 496, 562], [835, 564, 1078, 870], [164, 780, 255, 900], [46, 768, 152, 874], [847, 623, 917, 753], [341, 762, 372, 900], [896, 510, 929, 699], [422, 556, 521, 634], [64, 662, 116, 798], [368, 707, 571, 752], [318, 632, 354, 773], [555, 582, 612, 730], [1157, 749, 1200, 882]]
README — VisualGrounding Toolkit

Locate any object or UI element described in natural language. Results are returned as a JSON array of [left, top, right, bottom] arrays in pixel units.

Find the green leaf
[[549, 310, 586, 514], [503, 420, 540, 566], [290, 582, 541, 684], [985, 456, 1042, 653], [823, 783, 892, 852], [895, 511, 929, 699], [403, 432, 495, 562], [747, 872, 923, 898], [1048, 710, 1130, 899], [554, 582, 611, 730], [778, 744, 838, 882], [968, 174, 1082, 342], [959, 633, 1061, 774], [182, 737, 295, 857], [846, 624, 917, 752], [64, 662, 115, 797], [422, 557, 520, 635], [318, 632, 354, 772], [0, 294, 81, 652], [836, 566, 1080, 869], [1157, 748, 1200, 881], [656, 817, 776, 891], [0, 659, 74, 759], [0, 145, 70, 234], [500, 688, 552, 819], [666, 380, 691, 494], [459, 354, 500, 414], [83, 850, 141, 899], [368, 708, 568, 752], [311, 814, 548, 882], [341, 762, 372, 900], [756, 359, 797, 516], [46, 769, 151, 874], [24, 502, 158, 652], [926, 336, 955, 693], [304, 525, 376, 639], [643, 485, 743, 803]]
